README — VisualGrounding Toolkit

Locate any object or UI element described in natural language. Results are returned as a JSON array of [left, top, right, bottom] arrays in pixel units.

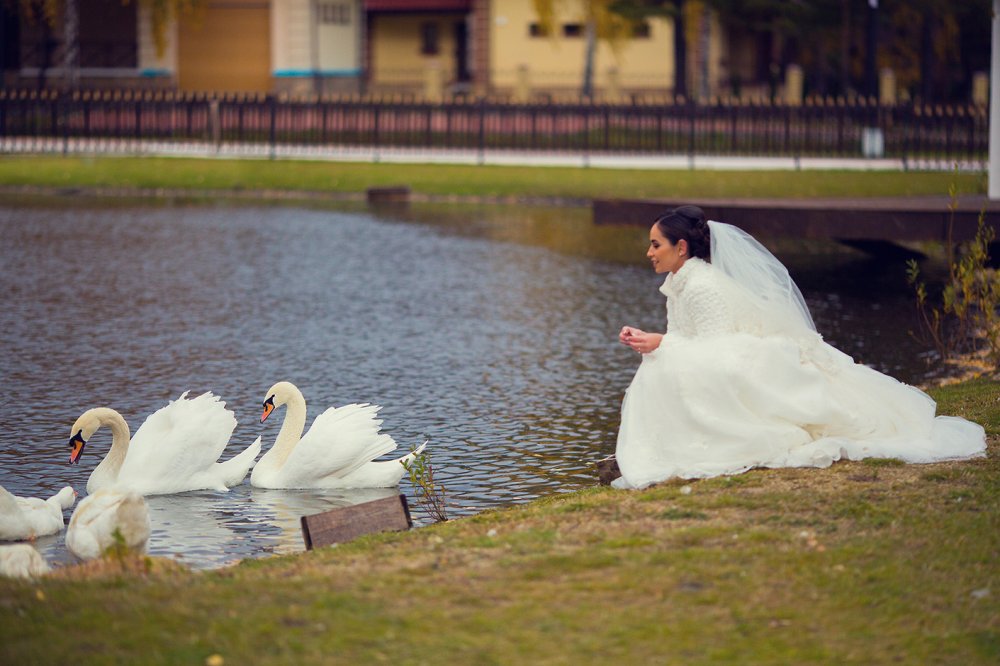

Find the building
[[2, 0, 737, 100]]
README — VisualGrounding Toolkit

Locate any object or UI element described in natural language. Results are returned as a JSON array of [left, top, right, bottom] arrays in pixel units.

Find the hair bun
[[653, 205, 712, 260]]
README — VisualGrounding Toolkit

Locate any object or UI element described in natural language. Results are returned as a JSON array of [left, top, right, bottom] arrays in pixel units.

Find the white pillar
[[990, 0, 1000, 198]]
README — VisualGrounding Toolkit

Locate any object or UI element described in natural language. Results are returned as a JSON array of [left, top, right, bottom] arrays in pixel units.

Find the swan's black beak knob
[[261, 396, 275, 423], [69, 431, 87, 465]]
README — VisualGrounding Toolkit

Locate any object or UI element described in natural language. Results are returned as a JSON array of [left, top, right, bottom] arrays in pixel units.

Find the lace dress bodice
[[660, 258, 760, 338]]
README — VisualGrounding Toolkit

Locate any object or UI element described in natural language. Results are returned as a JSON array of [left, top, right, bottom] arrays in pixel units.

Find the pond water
[[0, 197, 941, 569]]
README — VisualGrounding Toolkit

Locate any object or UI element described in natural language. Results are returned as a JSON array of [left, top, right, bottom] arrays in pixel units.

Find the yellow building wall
[[489, 0, 674, 96], [369, 13, 465, 88], [178, 0, 271, 93]]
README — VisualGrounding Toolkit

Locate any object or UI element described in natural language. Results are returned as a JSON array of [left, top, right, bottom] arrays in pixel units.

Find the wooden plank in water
[[301, 494, 413, 550], [366, 186, 411, 203]]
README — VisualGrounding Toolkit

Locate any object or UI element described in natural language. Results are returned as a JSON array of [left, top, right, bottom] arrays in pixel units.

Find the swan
[[68, 391, 262, 495], [0, 544, 50, 579], [0, 484, 76, 541], [65, 488, 151, 561], [251, 381, 425, 489]]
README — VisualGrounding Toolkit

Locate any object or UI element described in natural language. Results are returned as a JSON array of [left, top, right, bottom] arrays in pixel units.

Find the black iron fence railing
[[0, 89, 988, 166]]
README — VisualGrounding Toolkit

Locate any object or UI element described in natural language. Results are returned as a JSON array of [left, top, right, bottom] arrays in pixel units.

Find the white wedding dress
[[613, 239, 986, 490]]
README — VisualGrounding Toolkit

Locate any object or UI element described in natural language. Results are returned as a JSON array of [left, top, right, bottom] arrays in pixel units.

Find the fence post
[[477, 97, 485, 165], [135, 94, 142, 146], [209, 98, 220, 152], [268, 94, 277, 160], [59, 91, 68, 156], [0, 92, 6, 150], [687, 98, 696, 167]]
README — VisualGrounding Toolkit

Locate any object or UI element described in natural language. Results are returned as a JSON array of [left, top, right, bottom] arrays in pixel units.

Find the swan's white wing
[[331, 441, 427, 488], [119, 392, 237, 492], [0, 486, 33, 541], [215, 436, 262, 488], [0, 544, 50, 579], [277, 403, 398, 486], [66, 489, 150, 560], [13, 495, 66, 538]]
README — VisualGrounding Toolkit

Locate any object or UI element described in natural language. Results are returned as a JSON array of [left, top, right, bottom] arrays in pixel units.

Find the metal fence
[[0, 89, 988, 166]]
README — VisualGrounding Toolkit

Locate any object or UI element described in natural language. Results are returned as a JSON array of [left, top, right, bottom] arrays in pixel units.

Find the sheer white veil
[[707, 220, 816, 334]]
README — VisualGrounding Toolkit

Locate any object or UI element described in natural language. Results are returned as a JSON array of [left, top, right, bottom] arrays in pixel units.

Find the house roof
[[365, 0, 472, 11]]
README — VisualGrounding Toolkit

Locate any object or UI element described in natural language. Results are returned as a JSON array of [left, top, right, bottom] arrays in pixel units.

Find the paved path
[[0, 137, 986, 172]]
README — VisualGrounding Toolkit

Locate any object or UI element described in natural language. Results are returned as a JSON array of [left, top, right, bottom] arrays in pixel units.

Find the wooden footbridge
[[592, 196, 1000, 250]]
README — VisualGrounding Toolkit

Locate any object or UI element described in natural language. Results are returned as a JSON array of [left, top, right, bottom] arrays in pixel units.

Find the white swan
[[251, 381, 425, 489], [0, 484, 76, 541], [0, 544, 50, 579], [65, 488, 151, 561], [68, 391, 262, 495]]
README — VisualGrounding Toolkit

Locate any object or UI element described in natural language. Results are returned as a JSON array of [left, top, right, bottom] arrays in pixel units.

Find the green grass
[[1, 380, 997, 665], [0, 154, 987, 200], [0, 157, 994, 663]]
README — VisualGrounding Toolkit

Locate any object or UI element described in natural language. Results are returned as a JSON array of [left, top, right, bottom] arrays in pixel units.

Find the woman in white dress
[[613, 205, 986, 489]]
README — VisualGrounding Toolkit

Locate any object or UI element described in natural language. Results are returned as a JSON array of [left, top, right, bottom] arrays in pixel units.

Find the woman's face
[[647, 224, 687, 274]]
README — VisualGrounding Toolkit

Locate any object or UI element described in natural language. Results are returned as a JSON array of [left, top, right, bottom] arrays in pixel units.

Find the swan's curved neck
[[271, 389, 307, 467], [93, 408, 131, 480]]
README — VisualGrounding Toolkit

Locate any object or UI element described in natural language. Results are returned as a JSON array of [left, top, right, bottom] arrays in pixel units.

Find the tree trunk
[[920, 9, 934, 101], [839, 0, 850, 95], [582, 16, 596, 99], [698, 2, 710, 100], [64, 0, 79, 89], [36, 7, 53, 90], [671, 0, 687, 98]]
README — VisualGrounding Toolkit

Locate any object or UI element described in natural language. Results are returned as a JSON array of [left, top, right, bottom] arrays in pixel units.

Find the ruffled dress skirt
[[613, 332, 986, 489]]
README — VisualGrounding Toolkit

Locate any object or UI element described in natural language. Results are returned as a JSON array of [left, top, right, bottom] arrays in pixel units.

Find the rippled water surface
[[0, 198, 936, 569]]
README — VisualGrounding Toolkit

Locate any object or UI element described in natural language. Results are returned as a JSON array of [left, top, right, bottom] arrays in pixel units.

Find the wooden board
[[301, 494, 413, 550]]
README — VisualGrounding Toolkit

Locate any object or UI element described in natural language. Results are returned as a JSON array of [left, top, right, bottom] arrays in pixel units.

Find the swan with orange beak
[[252, 381, 425, 489], [67, 393, 261, 495]]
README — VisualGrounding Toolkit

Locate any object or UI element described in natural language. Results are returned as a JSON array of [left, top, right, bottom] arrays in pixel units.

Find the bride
[[613, 205, 986, 489]]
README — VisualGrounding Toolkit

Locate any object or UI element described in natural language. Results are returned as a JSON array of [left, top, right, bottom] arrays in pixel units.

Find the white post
[[990, 0, 1000, 198]]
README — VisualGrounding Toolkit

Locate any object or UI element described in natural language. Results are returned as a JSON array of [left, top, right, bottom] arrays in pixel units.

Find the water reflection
[[0, 198, 940, 569]]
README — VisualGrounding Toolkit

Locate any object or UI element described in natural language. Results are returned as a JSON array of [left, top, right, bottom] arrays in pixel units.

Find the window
[[421, 22, 439, 55], [528, 22, 549, 37], [317, 2, 350, 25], [562, 23, 582, 38], [632, 21, 650, 38]]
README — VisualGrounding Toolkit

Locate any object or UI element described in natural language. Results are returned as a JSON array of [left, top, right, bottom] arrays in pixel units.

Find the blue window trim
[[273, 69, 361, 78]]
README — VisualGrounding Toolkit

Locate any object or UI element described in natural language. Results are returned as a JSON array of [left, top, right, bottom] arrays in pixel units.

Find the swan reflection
[[247, 486, 400, 554]]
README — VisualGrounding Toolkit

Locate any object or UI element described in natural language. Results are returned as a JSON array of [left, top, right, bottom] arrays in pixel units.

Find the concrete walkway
[[0, 137, 986, 172]]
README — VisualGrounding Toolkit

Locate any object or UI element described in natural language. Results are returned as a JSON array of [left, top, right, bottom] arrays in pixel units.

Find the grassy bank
[[0, 155, 987, 200], [1, 380, 997, 664]]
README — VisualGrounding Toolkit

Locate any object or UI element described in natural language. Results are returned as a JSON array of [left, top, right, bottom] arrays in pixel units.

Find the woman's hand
[[619, 326, 643, 345], [620, 327, 663, 354]]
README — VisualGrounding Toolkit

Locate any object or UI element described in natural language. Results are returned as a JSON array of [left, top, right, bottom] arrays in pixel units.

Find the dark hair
[[653, 205, 710, 260]]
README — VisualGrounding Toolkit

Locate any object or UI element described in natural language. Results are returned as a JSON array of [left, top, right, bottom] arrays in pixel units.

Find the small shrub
[[907, 182, 1000, 371], [402, 446, 449, 523]]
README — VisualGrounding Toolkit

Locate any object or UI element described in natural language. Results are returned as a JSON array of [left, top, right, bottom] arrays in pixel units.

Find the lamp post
[[990, 0, 1000, 199], [865, 0, 878, 99]]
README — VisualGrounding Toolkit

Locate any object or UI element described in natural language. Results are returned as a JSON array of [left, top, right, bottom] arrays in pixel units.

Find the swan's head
[[261, 381, 298, 423], [68, 408, 119, 464]]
